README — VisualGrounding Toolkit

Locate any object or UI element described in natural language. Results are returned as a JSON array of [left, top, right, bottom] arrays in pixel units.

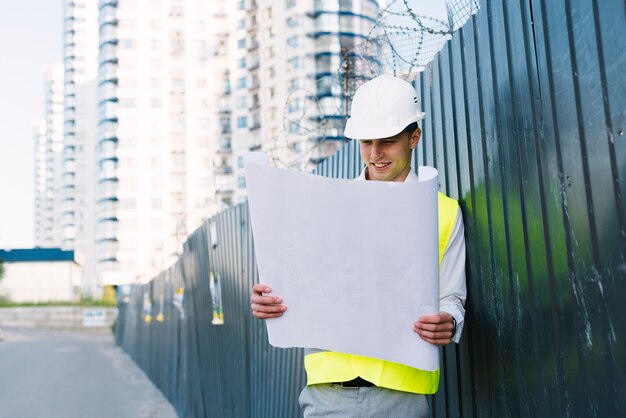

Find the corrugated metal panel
[[420, 0, 625, 416], [115, 0, 625, 417]]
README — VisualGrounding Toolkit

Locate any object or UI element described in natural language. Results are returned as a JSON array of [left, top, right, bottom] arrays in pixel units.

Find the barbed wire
[[274, 0, 481, 170]]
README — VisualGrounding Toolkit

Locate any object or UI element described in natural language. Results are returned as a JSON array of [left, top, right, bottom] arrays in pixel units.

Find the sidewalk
[[0, 327, 177, 418]]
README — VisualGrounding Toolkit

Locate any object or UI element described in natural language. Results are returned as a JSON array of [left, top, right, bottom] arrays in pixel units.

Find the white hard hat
[[344, 74, 426, 140]]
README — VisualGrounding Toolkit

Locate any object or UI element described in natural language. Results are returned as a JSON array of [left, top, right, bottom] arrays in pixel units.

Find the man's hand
[[414, 312, 455, 345], [251, 284, 287, 319]]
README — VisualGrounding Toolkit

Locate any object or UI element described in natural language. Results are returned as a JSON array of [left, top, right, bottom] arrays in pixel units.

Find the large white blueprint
[[244, 154, 440, 371]]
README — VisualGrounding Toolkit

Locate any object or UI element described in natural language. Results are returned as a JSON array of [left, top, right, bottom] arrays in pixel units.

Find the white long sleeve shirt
[[357, 168, 467, 342]]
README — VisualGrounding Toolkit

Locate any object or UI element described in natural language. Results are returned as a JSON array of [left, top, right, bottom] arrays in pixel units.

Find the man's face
[[359, 130, 420, 182]]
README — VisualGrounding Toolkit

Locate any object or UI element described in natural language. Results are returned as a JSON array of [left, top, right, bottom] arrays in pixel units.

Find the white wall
[[0, 261, 81, 303]]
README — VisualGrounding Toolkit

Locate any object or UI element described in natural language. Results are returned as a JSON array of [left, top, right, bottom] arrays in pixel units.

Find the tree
[[0, 260, 4, 281]]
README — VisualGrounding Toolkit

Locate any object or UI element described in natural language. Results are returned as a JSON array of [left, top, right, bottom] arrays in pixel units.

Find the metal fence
[[116, 0, 625, 417]]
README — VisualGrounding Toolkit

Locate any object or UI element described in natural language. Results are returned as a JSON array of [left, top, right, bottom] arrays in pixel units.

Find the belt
[[334, 377, 375, 388]]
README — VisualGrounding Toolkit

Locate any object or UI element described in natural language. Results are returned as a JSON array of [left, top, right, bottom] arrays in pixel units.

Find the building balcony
[[62, 145, 75, 157], [98, 64, 118, 84], [100, 25, 117, 44], [98, 0, 119, 9], [247, 41, 259, 52], [96, 240, 120, 259], [64, 20, 75, 34], [98, 145, 117, 162], [100, 168, 118, 181], [97, 225, 118, 242], [96, 200, 118, 221], [216, 187, 234, 196], [98, 6, 117, 26], [63, 108, 76, 121], [216, 166, 233, 175]]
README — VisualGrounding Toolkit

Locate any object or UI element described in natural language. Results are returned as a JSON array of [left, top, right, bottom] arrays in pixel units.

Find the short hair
[[402, 122, 420, 138]]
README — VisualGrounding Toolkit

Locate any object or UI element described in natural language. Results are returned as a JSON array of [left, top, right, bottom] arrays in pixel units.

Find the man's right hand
[[251, 284, 287, 319]]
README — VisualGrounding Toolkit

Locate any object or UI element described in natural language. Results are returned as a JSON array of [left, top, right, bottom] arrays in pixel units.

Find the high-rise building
[[91, 0, 379, 285], [62, 0, 99, 295], [34, 63, 65, 248], [96, 0, 231, 284], [230, 0, 380, 204], [33, 121, 48, 246]]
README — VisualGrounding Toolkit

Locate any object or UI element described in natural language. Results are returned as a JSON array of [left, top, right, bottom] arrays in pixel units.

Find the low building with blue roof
[[0, 248, 81, 303]]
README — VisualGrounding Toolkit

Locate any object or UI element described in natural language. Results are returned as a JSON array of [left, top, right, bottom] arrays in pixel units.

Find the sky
[[0, 1, 63, 249]]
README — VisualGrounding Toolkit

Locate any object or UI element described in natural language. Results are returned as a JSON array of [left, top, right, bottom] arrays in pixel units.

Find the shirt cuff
[[440, 305, 465, 344]]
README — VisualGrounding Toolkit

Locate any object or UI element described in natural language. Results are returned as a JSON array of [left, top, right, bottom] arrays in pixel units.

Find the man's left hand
[[414, 312, 455, 346]]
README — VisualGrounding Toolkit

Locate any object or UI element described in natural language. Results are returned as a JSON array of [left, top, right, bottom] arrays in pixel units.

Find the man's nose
[[370, 142, 383, 159]]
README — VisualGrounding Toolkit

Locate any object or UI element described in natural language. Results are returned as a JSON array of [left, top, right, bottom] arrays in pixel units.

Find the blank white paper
[[245, 154, 440, 371]]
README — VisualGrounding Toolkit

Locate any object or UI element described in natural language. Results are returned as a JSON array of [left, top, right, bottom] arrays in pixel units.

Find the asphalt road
[[0, 327, 177, 418]]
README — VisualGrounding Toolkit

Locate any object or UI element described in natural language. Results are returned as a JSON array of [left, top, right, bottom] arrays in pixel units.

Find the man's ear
[[410, 128, 421, 149]]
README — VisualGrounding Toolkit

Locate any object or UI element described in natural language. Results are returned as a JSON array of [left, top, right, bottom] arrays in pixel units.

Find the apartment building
[[52, 0, 379, 287], [96, 0, 231, 284], [62, 0, 99, 295], [34, 63, 65, 248], [230, 0, 380, 204], [33, 120, 48, 246]]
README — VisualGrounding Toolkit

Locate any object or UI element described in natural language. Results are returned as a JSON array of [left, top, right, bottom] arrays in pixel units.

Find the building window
[[237, 77, 247, 89], [119, 98, 135, 108], [121, 199, 137, 209], [119, 39, 135, 48], [236, 96, 247, 109], [288, 56, 301, 70], [238, 0, 245, 10], [287, 36, 298, 48], [288, 98, 301, 113], [238, 176, 246, 188], [237, 18, 246, 29], [286, 16, 299, 27], [286, 0, 296, 9], [239, 57, 246, 68], [237, 38, 246, 49], [237, 116, 247, 128]]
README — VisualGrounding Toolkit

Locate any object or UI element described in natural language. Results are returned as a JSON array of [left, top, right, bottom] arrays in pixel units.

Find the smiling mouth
[[371, 162, 391, 169]]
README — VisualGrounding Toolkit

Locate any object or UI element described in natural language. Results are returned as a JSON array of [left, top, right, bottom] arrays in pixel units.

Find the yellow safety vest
[[304, 192, 459, 394]]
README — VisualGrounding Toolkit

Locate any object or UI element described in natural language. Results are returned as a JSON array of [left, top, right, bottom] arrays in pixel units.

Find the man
[[251, 74, 466, 417]]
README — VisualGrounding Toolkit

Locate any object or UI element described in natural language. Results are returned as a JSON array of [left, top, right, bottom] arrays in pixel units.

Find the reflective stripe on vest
[[304, 192, 459, 394]]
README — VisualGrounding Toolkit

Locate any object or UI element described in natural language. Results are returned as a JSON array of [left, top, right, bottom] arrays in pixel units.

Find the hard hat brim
[[344, 112, 426, 140]]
